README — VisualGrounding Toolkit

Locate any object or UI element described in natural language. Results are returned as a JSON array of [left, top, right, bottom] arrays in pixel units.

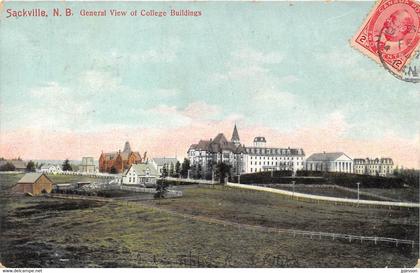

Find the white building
[[151, 157, 178, 176], [353, 158, 394, 177], [39, 164, 62, 174], [304, 152, 353, 173], [122, 163, 158, 187], [244, 137, 305, 174]]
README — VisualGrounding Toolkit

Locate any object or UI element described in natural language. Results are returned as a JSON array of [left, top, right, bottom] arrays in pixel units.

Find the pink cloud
[[0, 116, 418, 169]]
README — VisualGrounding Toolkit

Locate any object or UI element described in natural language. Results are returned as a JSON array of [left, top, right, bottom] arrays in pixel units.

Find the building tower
[[231, 124, 240, 146], [123, 141, 132, 153]]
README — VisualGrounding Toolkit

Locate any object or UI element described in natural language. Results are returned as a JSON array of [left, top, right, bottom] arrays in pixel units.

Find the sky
[[0, 1, 419, 168]]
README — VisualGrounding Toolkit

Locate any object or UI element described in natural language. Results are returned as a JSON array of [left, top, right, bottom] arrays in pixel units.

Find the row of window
[[246, 148, 302, 155], [249, 156, 303, 161], [128, 177, 153, 183], [250, 161, 303, 166], [249, 167, 298, 173]]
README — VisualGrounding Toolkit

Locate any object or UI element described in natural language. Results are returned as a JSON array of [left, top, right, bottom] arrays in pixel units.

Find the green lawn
[[0, 174, 418, 268], [361, 188, 419, 203], [149, 186, 418, 241]]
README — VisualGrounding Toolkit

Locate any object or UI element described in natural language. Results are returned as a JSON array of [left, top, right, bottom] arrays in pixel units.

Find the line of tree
[[0, 162, 15, 171], [26, 161, 35, 172]]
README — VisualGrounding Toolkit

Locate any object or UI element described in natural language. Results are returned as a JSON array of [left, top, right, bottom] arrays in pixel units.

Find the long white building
[[243, 137, 305, 174]]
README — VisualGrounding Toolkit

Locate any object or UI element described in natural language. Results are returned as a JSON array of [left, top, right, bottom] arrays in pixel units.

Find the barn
[[13, 173, 54, 195]]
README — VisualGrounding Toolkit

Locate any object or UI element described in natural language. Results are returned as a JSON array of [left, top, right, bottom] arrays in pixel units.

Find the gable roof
[[152, 157, 178, 166], [18, 173, 52, 184], [306, 152, 352, 162], [128, 163, 158, 176]]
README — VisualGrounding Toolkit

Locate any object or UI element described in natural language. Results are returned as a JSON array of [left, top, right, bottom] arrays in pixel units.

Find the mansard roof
[[253, 136, 266, 142], [354, 158, 394, 164]]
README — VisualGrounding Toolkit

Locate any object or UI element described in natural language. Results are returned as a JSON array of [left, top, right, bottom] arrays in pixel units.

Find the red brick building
[[99, 141, 147, 173]]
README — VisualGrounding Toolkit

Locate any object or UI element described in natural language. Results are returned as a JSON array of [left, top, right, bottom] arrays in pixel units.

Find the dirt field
[[0, 174, 419, 268]]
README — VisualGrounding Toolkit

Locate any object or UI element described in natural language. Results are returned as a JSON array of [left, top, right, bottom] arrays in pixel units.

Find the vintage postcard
[[0, 0, 419, 270]]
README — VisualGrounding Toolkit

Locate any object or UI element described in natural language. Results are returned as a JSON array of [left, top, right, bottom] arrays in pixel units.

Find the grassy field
[[361, 188, 419, 203], [0, 174, 419, 268], [148, 186, 418, 240], [264, 185, 386, 201]]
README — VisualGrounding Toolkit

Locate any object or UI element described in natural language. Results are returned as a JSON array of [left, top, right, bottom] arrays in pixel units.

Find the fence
[[259, 183, 398, 202], [162, 177, 218, 185], [277, 228, 417, 248], [227, 183, 420, 208]]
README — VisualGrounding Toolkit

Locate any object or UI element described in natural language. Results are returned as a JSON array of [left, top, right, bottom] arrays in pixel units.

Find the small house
[[39, 164, 62, 175], [12, 173, 54, 195], [122, 163, 158, 187]]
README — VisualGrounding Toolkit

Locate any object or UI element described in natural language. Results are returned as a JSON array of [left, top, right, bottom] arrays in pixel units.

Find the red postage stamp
[[351, 0, 420, 76]]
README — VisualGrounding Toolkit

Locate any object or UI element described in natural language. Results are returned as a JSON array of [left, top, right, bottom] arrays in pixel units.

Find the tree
[[169, 162, 175, 177], [62, 159, 73, 171], [26, 161, 35, 172], [180, 158, 190, 178], [0, 162, 15, 171], [175, 161, 181, 177], [215, 162, 232, 184], [154, 180, 168, 199], [161, 164, 168, 178]]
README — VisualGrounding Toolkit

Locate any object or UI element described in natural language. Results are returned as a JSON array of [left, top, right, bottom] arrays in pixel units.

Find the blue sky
[[0, 1, 419, 165]]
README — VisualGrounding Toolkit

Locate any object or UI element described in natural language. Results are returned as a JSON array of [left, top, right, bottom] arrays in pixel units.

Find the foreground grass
[[149, 186, 419, 241], [0, 174, 418, 267], [1, 195, 418, 268]]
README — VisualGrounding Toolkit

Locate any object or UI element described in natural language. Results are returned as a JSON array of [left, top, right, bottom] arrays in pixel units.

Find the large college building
[[243, 137, 305, 174], [99, 141, 147, 173], [188, 125, 305, 176], [188, 125, 247, 177], [353, 157, 394, 177]]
